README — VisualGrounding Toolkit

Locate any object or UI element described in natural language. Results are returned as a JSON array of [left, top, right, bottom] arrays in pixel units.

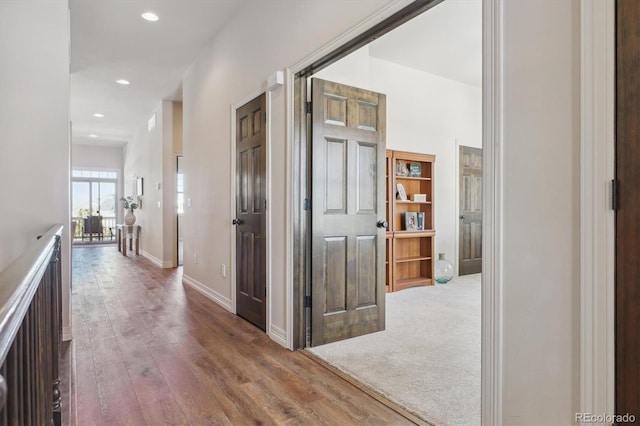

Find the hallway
[[69, 246, 410, 425]]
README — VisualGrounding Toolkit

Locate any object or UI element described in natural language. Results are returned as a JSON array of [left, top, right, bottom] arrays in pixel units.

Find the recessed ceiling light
[[116, 79, 130, 85], [89, 134, 97, 138], [141, 12, 159, 22], [93, 113, 104, 118]]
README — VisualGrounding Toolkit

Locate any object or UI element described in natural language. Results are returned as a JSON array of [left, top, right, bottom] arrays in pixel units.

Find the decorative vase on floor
[[434, 253, 454, 284], [124, 211, 136, 225]]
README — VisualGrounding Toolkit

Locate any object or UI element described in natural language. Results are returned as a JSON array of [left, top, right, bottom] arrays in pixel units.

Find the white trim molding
[[269, 324, 287, 348], [482, 0, 504, 423], [62, 325, 73, 342], [140, 250, 174, 268], [182, 273, 233, 312], [579, 0, 616, 418]]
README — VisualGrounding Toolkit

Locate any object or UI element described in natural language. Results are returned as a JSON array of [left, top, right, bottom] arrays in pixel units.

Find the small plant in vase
[[120, 196, 139, 225]]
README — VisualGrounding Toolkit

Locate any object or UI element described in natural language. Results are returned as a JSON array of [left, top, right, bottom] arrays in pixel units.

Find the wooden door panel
[[356, 142, 378, 213], [324, 138, 348, 213], [356, 235, 377, 307], [311, 78, 386, 346], [239, 150, 249, 213], [459, 146, 482, 275], [324, 236, 347, 314], [235, 94, 266, 330], [616, 0, 640, 412]]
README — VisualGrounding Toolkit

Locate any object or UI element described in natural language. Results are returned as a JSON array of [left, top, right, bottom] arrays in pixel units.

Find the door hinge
[[305, 102, 312, 114], [264, 199, 267, 210], [304, 295, 312, 308], [303, 198, 311, 211], [264, 287, 267, 297], [612, 179, 619, 211], [263, 111, 267, 123]]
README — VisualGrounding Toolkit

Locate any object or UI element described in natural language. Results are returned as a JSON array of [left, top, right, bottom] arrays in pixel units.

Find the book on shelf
[[409, 162, 422, 177]]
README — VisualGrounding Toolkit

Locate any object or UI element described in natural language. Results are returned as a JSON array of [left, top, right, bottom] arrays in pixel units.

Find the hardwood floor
[[68, 246, 412, 425]]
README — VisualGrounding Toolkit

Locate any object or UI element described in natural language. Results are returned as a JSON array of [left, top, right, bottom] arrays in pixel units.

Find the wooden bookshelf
[[385, 150, 435, 292]]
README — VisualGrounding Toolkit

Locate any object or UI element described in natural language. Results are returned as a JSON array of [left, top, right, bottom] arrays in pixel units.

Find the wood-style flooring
[[69, 246, 412, 425]]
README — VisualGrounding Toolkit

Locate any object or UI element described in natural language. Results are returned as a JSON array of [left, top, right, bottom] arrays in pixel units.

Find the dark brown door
[[310, 78, 386, 346], [235, 94, 266, 330], [459, 146, 482, 275], [616, 0, 640, 413]]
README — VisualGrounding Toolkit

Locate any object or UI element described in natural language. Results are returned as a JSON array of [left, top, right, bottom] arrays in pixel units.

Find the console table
[[116, 224, 141, 256]]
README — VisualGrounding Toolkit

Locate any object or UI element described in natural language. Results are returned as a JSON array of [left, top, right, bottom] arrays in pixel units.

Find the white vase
[[124, 211, 136, 225]]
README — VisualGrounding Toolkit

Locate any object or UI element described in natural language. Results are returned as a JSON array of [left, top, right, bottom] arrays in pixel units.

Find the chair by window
[[83, 216, 103, 241]]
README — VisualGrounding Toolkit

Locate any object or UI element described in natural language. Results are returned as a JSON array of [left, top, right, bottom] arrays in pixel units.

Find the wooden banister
[[0, 224, 63, 425]]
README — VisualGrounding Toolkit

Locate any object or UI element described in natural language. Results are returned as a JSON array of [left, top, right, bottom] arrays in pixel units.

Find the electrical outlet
[[221, 264, 227, 278], [193, 253, 198, 264]]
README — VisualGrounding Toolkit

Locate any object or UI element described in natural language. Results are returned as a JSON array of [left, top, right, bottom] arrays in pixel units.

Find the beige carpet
[[308, 274, 481, 426]]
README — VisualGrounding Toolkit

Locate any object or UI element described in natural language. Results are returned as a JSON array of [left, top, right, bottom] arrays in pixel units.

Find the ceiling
[[70, 0, 247, 146], [70, 0, 480, 148], [369, 0, 482, 88]]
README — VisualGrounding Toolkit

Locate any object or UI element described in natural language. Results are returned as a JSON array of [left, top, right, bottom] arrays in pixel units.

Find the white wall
[[123, 104, 165, 264], [72, 144, 124, 171], [500, 0, 580, 423], [315, 48, 482, 270], [123, 101, 182, 268], [0, 0, 72, 337], [182, 0, 410, 338]]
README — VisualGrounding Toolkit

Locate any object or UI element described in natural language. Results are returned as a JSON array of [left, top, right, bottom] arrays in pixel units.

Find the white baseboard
[[182, 273, 233, 312], [269, 324, 287, 348], [141, 250, 174, 268], [62, 325, 72, 342]]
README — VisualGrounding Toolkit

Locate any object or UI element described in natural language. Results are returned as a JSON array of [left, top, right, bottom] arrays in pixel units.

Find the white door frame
[[579, 0, 615, 416]]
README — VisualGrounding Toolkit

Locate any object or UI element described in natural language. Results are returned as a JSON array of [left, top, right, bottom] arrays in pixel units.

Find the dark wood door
[[616, 0, 640, 413], [235, 94, 266, 330], [459, 146, 482, 275], [310, 78, 386, 346]]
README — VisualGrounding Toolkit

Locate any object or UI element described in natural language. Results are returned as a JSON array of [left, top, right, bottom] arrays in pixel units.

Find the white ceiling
[[70, 0, 247, 146], [70, 0, 480, 148], [369, 0, 481, 88]]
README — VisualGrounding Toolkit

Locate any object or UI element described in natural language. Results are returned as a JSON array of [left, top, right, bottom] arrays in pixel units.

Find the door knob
[[459, 215, 464, 220], [232, 218, 242, 225], [377, 220, 388, 229]]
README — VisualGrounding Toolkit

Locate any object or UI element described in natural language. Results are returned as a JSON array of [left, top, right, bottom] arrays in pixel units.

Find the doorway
[[234, 93, 267, 331], [71, 169, 118, 244], [177, 156, 184, 266], [291, 1, 482, 423], [459, 146, 482, 275]]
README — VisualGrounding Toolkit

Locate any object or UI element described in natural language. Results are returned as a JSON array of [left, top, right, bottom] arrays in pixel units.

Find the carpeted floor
[[308, 274, 481, 426]]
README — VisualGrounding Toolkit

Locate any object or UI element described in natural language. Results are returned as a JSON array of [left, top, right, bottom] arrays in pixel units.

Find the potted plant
[[120, 196, 139, 225]]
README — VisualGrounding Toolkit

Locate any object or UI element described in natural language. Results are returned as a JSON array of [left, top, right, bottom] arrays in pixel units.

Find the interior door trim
[[579, 0, 615, 415]]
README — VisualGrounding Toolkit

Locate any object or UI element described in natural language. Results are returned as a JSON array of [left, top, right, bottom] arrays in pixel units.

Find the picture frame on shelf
[[404, 212, 419, 231], [396, 160, 409, 176], [396, 183, 407, 201], [409, 162, 422, 177]]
